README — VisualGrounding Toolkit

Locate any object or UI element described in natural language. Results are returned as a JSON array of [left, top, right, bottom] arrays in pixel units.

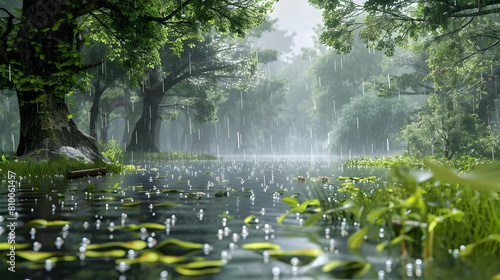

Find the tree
[[126, 32, 259, 152], [310, 0, 500, 121], [330, 92, 417, 157], [401, 92, 498, 159], [0, 0, 273, 161]]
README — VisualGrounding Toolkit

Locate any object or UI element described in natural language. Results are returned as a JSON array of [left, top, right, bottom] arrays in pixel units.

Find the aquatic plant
[[99, 139, 124, 164], [285, 159, 500, 278]]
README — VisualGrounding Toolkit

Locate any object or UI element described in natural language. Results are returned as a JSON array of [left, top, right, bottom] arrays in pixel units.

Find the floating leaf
[[117, 223, 166, 231], [86, 240, 147, 251], [154, 202, 181, 207], [244, 215, 260, 225], [25, 219, 71, 227], [219, 211, 234, 220], [87, 183, 94, 193], [175, 266, 222, 276], [268, 248, 322, 265], [177, 260, 225, 269], [322, 260, 372, 279], [116, 252, 159, 265], [162, 189, 183, 194], [121, 201, 143, 208], [0, 243, 30, 250], [242, 242, 280, 251], [16, 251, 74, 262], [85, 250, 126, 258]]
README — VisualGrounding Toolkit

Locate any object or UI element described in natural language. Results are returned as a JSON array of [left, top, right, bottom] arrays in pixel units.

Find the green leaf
[[244, 215, 260, 225], [347, 227, 369, 249], [367, 207, 390, 224], [25, 219, 71, 227], [425, 159, 500, 192], [154, 202, 181, 207], [322, 260, 372, 279], [241, 242, 280, 250], [281, 196, 300, 207], [268, 248, 322, 265], [86, 240, 147, 251], [121, 201, 143, 207], [459, 234, 500, 257], [85, 250, 126, 258]]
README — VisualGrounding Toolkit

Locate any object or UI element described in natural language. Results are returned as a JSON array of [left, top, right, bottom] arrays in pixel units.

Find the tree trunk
[[127, 94, 161, 152], [12, 0, 106, 162], [89, 81, 105, 141], [17, 91, 105, 162]]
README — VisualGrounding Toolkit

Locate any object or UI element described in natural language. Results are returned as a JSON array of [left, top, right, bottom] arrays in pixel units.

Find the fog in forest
[[1, 0, 499, 161]]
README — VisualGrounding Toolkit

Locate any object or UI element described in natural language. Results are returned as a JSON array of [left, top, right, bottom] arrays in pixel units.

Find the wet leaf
[[16, 251, 75, 262], [322, 260, 372, 278], [154, 202, 181, 207], [241, 242, 280, 250], [175, 266, 222, 276], [347, 227, 369, 249], [85, 250, 126, 258], [281, 196, 300, 207], [244, 215, 260, 225], [121, 201, 143, 208], [425, 159, 500, 192], [86, 240, 147, 251], [268, 248, 322, 265], [25, 219, 71, 227], [162, 189, 183, 193], [367, 207, 390, 224], [459, 234, 500, 257], [154, 238, 204, 256], [0, 243, 30, 250], [119, 223, 166, 231], [116, 252, 160, 264]]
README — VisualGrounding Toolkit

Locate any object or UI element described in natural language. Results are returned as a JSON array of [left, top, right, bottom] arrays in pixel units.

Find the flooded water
[[0, 159, 485, 280]]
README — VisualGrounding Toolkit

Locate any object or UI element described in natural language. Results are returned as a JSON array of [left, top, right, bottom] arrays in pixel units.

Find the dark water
[[0, 159, 480, 280]]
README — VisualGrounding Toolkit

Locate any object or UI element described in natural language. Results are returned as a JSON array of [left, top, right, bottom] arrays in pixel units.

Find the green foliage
[[401, 93, 499, 159], [99, 140, 124, 164], [329, 93, 417, 154], [286, 158, 500, 266]]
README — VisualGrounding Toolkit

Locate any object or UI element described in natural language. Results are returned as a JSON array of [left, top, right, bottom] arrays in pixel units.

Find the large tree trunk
[[17, 91, 105, 162], [12, 0, 106, 162]]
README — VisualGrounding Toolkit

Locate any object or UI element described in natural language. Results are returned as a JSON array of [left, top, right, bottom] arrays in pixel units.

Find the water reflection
[[0, 159, 491, 279]]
